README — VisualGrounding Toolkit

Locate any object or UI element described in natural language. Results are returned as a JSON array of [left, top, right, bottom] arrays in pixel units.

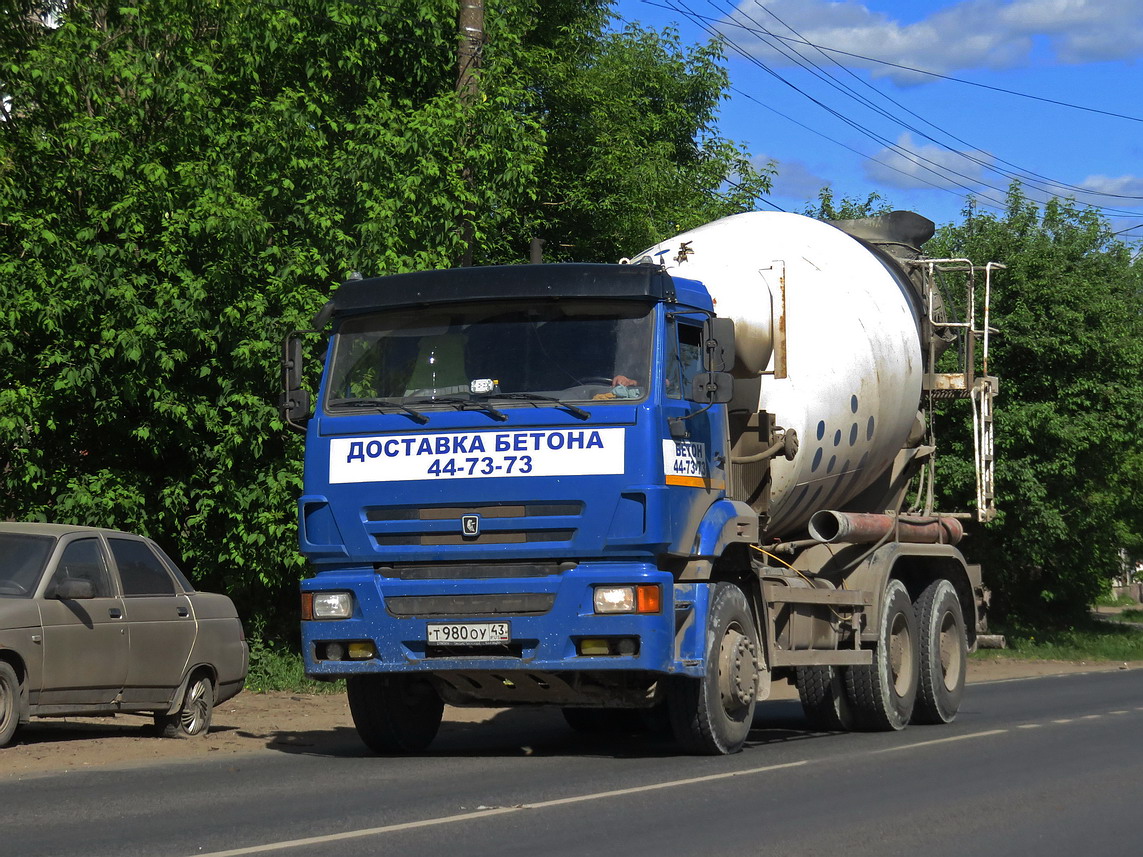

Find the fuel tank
[[638, 211, 930, 538]]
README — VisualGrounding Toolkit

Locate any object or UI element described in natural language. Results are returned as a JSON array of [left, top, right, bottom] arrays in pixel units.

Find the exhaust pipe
[[808, 510, 964, 545]]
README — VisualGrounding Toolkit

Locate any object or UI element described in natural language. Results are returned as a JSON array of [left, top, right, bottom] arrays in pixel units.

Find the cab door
[[661, 316, 726, 549], [109, 537, 198, 707], [37, 536, 129, 706]]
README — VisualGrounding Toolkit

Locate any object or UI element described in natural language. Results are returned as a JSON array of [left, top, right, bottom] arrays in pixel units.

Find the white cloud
[[762, 155, 832, 198], [719, 0, 1143, 82], [863, 132, 995, 190], [1076, 174, 1143, 198]]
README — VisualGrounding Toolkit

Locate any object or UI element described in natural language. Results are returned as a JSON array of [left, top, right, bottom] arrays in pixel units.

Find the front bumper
[[300, 564, 710, 680]]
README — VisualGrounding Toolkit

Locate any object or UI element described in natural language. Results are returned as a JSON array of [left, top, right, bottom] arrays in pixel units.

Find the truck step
[[762, 582, 873, 609]]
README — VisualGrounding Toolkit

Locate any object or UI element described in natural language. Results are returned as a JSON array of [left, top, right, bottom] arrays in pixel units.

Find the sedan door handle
[[108, 608, 123, 619], [177, 607, 189, 617]]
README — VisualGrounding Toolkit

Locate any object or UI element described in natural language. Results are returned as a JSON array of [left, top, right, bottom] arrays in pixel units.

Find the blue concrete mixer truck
[[281, 210, 1002, 755]]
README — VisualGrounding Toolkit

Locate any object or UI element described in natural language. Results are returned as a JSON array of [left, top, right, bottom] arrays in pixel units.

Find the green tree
[[0, 0, 545, 631], [928, 189, 1143, 623], [802, 187, 890, 221], [0, 0, 765, 635], [523, 20, 771, 261]]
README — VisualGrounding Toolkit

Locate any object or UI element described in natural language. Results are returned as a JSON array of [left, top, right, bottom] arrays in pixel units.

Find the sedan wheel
[[157, 674, 215, 738], [0, 661, 21, 747]]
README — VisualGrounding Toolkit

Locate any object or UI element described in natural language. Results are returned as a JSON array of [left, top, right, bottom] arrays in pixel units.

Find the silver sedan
[[0, 522, 248, 746]]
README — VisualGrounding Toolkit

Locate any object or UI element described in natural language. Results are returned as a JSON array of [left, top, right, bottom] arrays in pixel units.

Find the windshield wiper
[[327, 397, 429, 424], [406, 396, 508, 422], [491, 393, 591, 420]]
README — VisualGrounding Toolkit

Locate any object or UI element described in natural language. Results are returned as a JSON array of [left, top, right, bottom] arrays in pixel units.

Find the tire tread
[[913, 579, 967, 725]]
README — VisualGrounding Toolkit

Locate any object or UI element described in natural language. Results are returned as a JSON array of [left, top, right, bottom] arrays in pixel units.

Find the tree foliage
[[0, 0, 766, 634], [928, 189, 1143, 623], [525, 20, 771, 260], [801, 187, 890, 221]]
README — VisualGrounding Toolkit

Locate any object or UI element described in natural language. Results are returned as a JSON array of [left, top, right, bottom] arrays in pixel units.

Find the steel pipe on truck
[[808, 510, 964, 545]]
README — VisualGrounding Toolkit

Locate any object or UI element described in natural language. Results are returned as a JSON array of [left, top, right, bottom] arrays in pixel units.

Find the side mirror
[[703, 318, 736, 373], [691, 371, 734, 404], [281, 333, 312, 433], [53, 578, 95, 600], [691, 318, 735, 403]]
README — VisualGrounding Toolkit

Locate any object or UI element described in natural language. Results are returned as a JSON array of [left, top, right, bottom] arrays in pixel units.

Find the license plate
[[426, 622, 511, 645]]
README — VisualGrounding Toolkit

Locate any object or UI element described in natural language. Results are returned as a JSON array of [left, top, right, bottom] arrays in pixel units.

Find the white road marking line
[[874, 729, 1008, 753], [1109, 710, 1129, 715], [188, 760, 809, 857], [188, 702, 1142, 857]]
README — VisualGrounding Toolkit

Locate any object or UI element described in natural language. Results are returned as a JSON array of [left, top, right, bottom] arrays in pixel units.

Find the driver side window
[[667, 321, 705, 400], [50, 538, 114, 598]]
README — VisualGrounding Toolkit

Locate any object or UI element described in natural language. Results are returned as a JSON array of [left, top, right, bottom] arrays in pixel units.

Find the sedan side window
[[49, 538, 114, 597], [110, 539, 178, 596]]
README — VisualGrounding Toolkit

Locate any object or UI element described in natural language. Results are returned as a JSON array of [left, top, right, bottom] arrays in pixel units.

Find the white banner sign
[[329, 428, 625, 484]]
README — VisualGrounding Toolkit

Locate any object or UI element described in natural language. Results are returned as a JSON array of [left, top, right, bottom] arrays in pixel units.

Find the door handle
[[177, 607, 189, 617], [109, 608, 123, 619]]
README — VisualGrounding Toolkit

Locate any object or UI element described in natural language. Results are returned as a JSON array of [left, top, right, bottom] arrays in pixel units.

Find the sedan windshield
[[0, 533, 54, 597], [325, 299, 653, 409]]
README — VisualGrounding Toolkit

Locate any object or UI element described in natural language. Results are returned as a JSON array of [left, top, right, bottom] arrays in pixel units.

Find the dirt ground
[[2, 657, 1137, 780]]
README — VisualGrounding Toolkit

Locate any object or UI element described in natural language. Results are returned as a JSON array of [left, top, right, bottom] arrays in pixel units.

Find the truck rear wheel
[[667, 582, 760, 755], [796, 666, 855, 731], [347, 674, 443, 754], [845, 579, 918, 731], [912, 579, 967, 724]]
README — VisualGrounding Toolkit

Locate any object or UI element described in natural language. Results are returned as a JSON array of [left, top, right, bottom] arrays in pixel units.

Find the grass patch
[[1095, 593, 1139, 608], [245, 639, 344, 694], [973, 616, 1143, 663], [1099, 608, 1143, 624]]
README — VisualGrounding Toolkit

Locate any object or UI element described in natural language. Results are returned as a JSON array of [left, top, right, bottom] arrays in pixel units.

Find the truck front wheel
[[912, 579, 967, 724], [347, 674, 444, 754], [845, 579, 918, 731], [668, 582, 760, 755]]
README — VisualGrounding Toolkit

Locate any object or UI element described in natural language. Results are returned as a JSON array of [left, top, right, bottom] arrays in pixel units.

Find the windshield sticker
[[330, 429, 625, 483]]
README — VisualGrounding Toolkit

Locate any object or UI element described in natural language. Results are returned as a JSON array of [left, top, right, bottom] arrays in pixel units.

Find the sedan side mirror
[[53, 578, 95, 600]]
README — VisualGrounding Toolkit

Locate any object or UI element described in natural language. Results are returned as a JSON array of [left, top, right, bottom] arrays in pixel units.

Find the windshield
[[325, 299, 654, 409], [0, 533, 54, 597]]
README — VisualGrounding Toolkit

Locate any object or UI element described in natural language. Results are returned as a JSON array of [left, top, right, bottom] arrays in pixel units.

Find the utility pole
[[457, 0, 483, 108], [456, 0, 484, 267]]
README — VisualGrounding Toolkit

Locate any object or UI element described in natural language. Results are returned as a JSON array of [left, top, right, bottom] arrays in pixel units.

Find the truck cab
[[291, 263, 752, 751]]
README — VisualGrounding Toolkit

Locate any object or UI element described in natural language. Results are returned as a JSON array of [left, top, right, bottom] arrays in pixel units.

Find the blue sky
[[611, 0, 1143, 238]]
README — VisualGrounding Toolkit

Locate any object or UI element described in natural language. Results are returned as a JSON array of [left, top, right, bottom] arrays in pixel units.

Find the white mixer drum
[[639, 212, 925, 537]]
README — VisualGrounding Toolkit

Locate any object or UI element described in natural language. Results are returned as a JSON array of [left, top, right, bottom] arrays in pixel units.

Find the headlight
[[311, 591, 354, 619], [593, 585, 661, 614]]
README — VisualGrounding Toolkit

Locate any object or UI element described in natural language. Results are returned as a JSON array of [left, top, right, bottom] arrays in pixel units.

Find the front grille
[[364, 501, 583, 547], [365, 503, 582, 521], [375, 530, 574, 546], [385, 593, 556, 617], [378, 562, 574, 580]]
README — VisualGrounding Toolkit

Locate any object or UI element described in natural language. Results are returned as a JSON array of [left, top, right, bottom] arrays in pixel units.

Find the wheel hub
[[719, 628, 758, 709]]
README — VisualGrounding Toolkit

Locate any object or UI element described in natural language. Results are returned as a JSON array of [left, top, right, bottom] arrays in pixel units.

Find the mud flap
[[672, 582, 713, 675]]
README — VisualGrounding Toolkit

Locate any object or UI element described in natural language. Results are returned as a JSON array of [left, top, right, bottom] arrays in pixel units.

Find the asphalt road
[[6, 670, 1143, 857]]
